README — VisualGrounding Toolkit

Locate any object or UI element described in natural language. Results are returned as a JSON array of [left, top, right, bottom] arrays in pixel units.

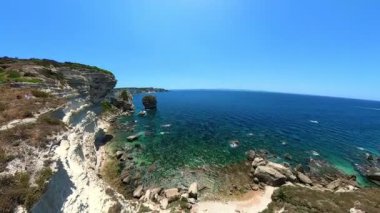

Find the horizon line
[[116, 87, 380, 103]]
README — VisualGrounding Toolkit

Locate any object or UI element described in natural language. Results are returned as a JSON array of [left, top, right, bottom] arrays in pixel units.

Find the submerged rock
[[127, 132, 144, 142], [284, 153, 293, 160], [366, 153, 374, 161], [138, 110, 147, 116], [229, 140, 240, 148], [246, 150, 256, 161]]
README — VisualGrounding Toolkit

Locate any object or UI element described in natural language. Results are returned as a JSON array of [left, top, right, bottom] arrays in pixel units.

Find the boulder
[[366, 172, 380, 185], [122, 176, 131, 184], [252, 157, 267, 168], [188, 182, 198, 199], [164, 188, 180, 202], [326, 179, 342, 190], [253, 177, 259, 184], [294, 164, 304, 173], [181, 193, 189, 199], [188, 198, 196, 204], [160, 198, 169, 210], [297, 172, 313, 185], [267, 162, 297, 181], [254, 166, 287, 186], [246, 150, 256, 161], [119, 154, 128, 161], [133, 185, 144, 198], [115, 151, 124, 159], [142, 189, 152, 202]]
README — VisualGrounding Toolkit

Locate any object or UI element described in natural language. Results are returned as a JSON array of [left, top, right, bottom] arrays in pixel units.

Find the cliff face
[[0, 57, 117, 103], [0, 57, 131, 213]]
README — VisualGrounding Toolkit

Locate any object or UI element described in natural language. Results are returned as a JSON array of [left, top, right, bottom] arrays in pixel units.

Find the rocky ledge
[[245, 150, 358, 192]]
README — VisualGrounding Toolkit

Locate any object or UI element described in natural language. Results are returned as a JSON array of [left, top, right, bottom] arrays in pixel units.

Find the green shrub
[[101, 101, 113, 112], [40, 68, 64, 81], [22, 111, 34, 118], [38, 114, 63, 126], [14, 78, 42, 83], [31, 90, 49, 98], [0, 102, 6, 112], [119, 90, 131, 101], [7, 70, 21, 79]]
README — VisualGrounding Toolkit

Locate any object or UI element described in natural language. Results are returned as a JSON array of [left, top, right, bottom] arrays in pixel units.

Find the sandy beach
[[192, 186, 276, 213]]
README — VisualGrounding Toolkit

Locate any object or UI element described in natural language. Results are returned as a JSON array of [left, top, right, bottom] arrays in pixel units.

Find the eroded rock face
[[110, 90, 134, 112]]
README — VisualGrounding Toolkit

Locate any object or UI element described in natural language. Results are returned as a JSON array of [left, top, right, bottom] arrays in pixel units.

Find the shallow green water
[[112, 90, 380, 187]]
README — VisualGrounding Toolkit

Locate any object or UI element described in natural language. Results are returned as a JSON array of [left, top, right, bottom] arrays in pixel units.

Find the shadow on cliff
[[31, 161, 75, 213]]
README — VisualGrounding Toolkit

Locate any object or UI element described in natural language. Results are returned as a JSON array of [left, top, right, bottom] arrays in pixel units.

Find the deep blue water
[[114, 90, 380, 186]]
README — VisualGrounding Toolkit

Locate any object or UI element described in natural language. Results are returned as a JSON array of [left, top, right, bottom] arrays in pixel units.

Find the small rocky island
[[1, 57, 379, 213]]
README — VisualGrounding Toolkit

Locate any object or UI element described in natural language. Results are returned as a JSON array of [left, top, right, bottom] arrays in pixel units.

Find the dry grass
[[0, 112, 66, 148], [263, 186, 380, 213], [101, 156, 128, 196], [0, 167, 53, 212], [0, 86, 65, 125]]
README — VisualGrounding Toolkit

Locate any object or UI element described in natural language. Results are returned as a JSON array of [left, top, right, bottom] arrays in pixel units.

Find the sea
[[111, 90, 380, 188]]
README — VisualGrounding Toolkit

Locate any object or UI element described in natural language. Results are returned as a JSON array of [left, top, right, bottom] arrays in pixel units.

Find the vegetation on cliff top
[[0, 57, 113, 76], [263, 185, 380, 213], [0, 86, 64, 125]]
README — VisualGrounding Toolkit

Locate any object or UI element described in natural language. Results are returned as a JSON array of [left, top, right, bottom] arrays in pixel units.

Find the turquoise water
[[114, 90, 380, 187]]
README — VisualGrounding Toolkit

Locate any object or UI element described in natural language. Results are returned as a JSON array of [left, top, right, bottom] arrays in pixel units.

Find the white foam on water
[[309, 120, 319, 124], [311, 150, 320, 156]]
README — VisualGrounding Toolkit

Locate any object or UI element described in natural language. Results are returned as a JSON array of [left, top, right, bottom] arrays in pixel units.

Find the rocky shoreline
[[2, 57, 379, 212]]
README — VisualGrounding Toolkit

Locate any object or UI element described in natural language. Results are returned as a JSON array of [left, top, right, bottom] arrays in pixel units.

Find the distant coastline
[[115, 87, 168, 95]]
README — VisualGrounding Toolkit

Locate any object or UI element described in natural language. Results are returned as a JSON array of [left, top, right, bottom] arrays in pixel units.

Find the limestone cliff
[[0, 57, 133, 213]]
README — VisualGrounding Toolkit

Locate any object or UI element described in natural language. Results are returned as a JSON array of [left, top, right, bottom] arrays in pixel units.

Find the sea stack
[[142, 95, 157, 109]]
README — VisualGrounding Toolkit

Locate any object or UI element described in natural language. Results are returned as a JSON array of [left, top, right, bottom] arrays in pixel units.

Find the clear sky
[[1, 0, 379, 100]]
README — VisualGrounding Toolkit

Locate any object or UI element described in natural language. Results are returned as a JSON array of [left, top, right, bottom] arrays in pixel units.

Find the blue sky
[[1, 0, 379, 100]]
